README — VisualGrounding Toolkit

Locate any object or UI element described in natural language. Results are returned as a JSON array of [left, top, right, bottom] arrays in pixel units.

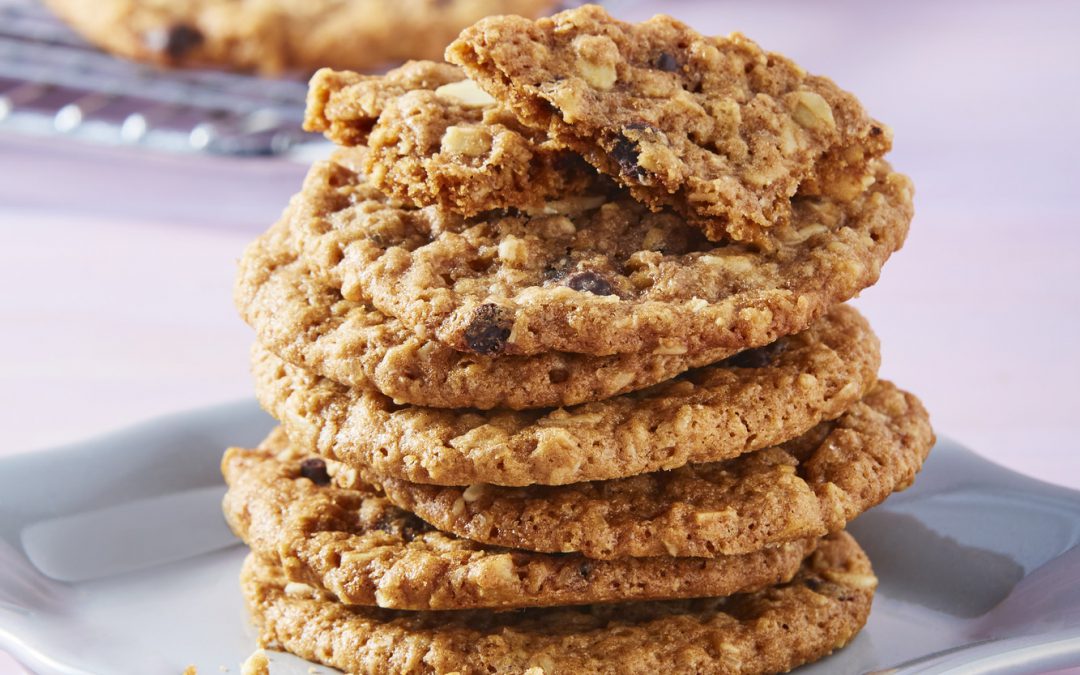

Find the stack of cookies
[[227, 6, 935, 673]]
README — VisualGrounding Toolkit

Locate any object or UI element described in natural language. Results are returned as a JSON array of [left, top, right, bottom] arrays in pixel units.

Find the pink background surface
[[2, 0, 1078, 672]]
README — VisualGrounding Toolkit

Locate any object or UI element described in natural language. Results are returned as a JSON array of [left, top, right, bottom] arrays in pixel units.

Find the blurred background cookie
[[42, 0, 559, 74]]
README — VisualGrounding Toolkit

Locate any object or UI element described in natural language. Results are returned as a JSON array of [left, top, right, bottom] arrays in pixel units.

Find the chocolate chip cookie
[[448, 4, 891, 246], [336, 382, 933, 558], [283, 150, 911, 357], [44, 0, 557, 74], [223, 430, 816, 611], [252, 303, 879, 486], [242, 531, 874, 674]]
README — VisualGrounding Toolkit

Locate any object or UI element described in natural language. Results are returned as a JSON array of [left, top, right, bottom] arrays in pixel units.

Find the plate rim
[[1, 400, 1079, 675]]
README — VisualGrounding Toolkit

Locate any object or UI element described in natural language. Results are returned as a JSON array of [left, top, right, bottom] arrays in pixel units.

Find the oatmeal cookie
[[237, 219, 857, 410], [448, 4, 891, 246], [340, 382, 933, 558], [241, 532, 874, 674], [223, 432, 816, 611], [44, 0, 557, 74], [305, 64, 603, 215], [252, 304, 879, 486], [283, 152, 911, 357]]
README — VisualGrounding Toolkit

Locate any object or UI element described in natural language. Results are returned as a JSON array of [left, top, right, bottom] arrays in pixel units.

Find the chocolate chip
[[374, 513, 425, 541], [801, 576, 853, 600], [655, 52, 679, 72], [463, 303, 513, 355], [578, 561, 593, 579], [611, 136, 646, 181], [723, 340, 787, 368], [144, 24, 204, 60], [299, 458, 330, 486], [548, 368, 569, 384], [566, 271, 614, 296], [611, 122, 660, 182], [870, 125, 883, 136]]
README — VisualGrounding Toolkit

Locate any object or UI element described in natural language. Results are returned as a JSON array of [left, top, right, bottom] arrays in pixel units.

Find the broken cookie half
[[447, 4, 892, 247], [305, 62, 607, 217]]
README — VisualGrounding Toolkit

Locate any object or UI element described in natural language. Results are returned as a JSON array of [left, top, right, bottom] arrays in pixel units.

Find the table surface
[[2, 1, 1079, 673]]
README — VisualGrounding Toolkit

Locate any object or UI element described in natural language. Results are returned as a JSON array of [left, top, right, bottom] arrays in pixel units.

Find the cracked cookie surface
[[282, 151, 911, 357], [448, 4, 891, 246], [305, 63, 604, 215], [44, 0, 557, 74], [337, 382, 933, 558], [242, 531, 874, 675], [223, 430, 816, 611], [252, 304, 879, 486]]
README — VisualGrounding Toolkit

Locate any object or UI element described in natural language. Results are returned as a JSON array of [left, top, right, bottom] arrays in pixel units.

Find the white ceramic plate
[[1, 401, 1078, 674]]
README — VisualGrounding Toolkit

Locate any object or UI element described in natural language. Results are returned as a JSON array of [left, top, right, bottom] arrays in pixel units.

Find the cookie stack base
[[222, 437, 820, 612], [242, 532, 875, 675]]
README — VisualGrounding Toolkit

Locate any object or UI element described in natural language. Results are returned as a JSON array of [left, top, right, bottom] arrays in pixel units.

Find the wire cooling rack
[[0, 0, 311, 155]]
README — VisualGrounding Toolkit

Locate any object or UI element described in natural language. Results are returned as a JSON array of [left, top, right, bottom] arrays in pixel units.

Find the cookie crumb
[[241, 649, 270, 675], [183, 667, 198, 675]]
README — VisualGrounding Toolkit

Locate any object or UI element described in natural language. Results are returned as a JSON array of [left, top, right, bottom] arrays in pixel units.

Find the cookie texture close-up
[[252, 303, 880, 486], [339, 382, 933, 558], [223, 430, 817, 611], [283, 151, 911, 357], [43, 0, 558, 74], [448, 4, 891, 247], [242, 532, 875, 675]]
